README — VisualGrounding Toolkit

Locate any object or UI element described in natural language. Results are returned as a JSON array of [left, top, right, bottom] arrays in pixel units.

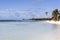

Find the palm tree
[[52, 9, 59, 21], [45, 12, 48, 17]]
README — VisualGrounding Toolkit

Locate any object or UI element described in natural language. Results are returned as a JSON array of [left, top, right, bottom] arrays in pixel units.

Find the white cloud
[[0, 8, 49, 20]]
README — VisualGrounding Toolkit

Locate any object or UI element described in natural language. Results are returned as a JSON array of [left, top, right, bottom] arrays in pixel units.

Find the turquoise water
[[0, 21, 60, 40]]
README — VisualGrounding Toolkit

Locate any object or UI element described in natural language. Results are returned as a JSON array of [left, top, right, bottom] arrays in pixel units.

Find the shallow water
[[0, 21, 60, 40]]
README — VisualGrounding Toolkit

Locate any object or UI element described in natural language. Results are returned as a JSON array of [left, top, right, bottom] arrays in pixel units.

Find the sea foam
[[46, 21, 60, 25]]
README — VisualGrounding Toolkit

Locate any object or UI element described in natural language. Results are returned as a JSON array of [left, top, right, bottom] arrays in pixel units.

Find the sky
[[0, 0, 60, 20]]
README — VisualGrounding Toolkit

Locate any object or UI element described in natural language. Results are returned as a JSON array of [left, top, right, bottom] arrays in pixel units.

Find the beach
[[0, 21, 60, 40]]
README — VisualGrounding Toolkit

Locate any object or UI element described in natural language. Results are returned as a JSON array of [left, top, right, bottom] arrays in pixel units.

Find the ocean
[[0, 20, 60, 40]]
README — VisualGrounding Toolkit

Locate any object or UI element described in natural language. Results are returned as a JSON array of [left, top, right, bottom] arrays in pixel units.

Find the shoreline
[[46, 20, 60, 25]]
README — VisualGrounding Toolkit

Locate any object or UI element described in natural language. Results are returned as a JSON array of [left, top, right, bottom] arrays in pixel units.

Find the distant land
[[0, 18, 51, 22], [28, 18, 52, 21]]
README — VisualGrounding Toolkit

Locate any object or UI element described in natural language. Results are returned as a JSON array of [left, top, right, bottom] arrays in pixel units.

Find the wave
[[46, 21, 60, 25]]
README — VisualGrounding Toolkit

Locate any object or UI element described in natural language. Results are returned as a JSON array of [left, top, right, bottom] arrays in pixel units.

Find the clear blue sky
[[0, 0, 60, 20]]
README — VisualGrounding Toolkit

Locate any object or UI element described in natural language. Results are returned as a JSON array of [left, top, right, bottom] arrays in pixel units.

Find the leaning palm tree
[[52, 9, 59, 21]]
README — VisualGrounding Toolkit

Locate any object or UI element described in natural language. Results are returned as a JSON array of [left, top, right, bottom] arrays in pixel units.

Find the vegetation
[[29, 18, 51, 21], [52, 9, 60, 21], [45, 12, 48, 16], [29, 9, 60, 21]]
